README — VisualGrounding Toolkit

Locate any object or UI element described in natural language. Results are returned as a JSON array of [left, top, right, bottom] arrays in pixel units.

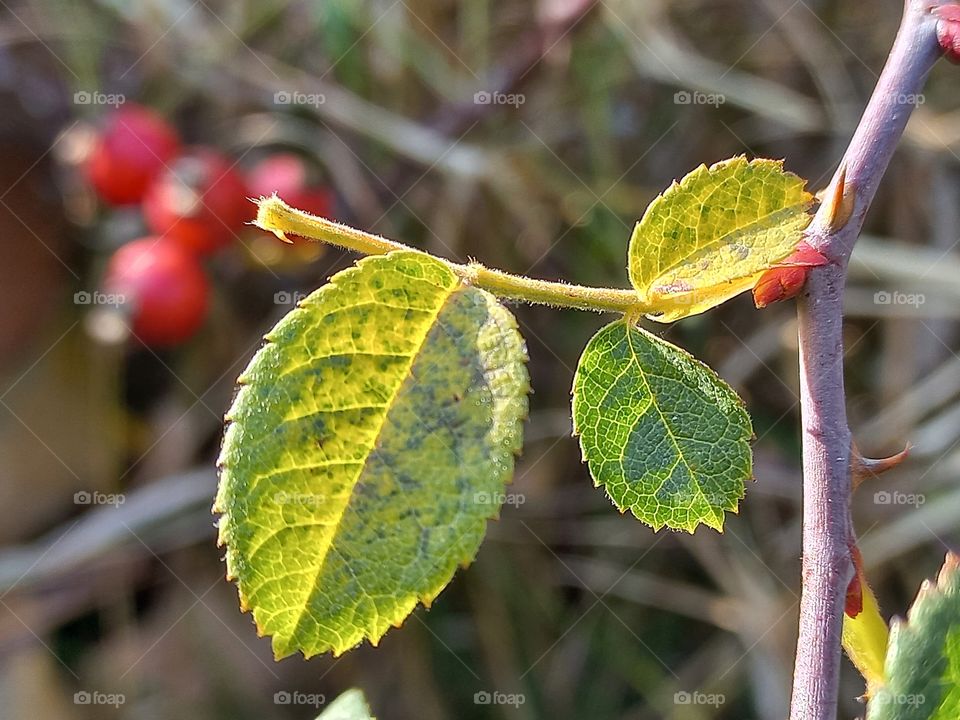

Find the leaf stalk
[[255, 194, 647, 314]]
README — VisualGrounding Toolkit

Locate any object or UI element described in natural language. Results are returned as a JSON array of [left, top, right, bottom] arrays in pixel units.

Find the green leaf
[[571, 320, 752, 532], [317, 689, 376, 720], [868, 554, 960, 720], [216, 251, 529, 658], [629, 156, 814, 322]]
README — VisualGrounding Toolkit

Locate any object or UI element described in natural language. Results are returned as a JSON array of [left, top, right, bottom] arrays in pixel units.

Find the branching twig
[[789, 2, 944, 717]]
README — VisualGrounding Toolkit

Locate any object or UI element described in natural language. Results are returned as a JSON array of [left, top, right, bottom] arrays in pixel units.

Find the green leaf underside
[[317, 689, 376, 720], [572, 321, 752, 532], [868, 554, 960, 720], [216, 251, 529, 658], [629, 156, 814, 322]]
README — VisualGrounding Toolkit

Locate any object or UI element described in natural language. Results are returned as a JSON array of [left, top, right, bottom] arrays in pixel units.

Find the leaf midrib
[[283, 279, 462, 649], [637, 201, 808, 296], [622, 324, 718, 527]]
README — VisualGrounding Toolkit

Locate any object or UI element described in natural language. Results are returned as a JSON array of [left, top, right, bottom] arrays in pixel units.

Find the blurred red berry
[[292, 187, 335, 219], [246, 153, 307, 199], [84, 104, 180, 206], [935, 5, 960, 64], [144, 148, 250, 256], [247, 153, 334, 219], [103, 237, 209, 347]]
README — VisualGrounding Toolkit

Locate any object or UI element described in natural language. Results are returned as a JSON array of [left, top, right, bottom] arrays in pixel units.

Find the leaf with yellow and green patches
[[630, 156, 815, 322], [572, 320, 752, 532], [215, 251, 529, 658]]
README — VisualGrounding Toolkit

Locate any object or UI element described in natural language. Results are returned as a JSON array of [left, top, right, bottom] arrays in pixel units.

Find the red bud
[[845, 545, 866, 619], [752, 240, 828, 308], [936, 5, 960, 64], [845, 575, 863, 618], [780, 240, 828, 268], [753, 266, 809, 308]]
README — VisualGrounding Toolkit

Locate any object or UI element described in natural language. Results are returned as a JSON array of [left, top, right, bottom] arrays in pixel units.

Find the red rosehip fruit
[[84, 104, 180, 206], [292, 187, 335, 219], [246, 153, 307, 199], [144, 148, 250, 256], [246, 153, 334, 218], [103, 237, 209, 347]]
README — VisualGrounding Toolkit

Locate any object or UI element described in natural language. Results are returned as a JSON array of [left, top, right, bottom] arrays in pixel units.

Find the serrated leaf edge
[[214, 251, 530, 659], [888, 552, 960, 640], [571, 319, 753, 534], [629, 155, 815, 307]]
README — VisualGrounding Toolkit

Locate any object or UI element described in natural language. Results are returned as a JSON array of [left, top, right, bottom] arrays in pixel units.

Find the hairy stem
[[255, 194, 646, 314], [790, 2, 943, 718]]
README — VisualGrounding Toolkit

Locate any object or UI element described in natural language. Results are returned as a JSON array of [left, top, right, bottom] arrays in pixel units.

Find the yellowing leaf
[[844, 578, 890, 698], [629, 156, 814, 322], [216, 251, 529, 658]]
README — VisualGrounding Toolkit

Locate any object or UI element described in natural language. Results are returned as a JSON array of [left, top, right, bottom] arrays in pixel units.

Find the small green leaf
[[571, 320, 752, 532], [868, 554, 960, 720], [629, 156, 814, 322], [216, 251, 529, 658], [317, 689, 376, 720]]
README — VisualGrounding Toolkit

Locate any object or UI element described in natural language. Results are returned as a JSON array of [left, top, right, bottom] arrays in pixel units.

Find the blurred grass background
[[0, 0, 959, 718]]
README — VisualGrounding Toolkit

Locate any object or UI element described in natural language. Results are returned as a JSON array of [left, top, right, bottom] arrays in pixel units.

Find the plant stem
[[790, 3, 943, 718], [255, 194, 646, 314], [460, 264, 641, 314]]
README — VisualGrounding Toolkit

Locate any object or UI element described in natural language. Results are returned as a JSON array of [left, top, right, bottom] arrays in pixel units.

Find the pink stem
[[790, 2, 943, 718]]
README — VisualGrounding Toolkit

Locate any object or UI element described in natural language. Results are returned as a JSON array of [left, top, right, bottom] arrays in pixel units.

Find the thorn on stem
[[851, 442, 910, 491], [820, 165, 856, 233]]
